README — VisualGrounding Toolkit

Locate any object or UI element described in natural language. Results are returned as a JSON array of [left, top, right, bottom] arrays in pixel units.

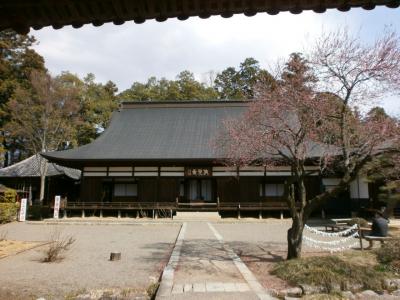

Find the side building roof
[[42, 101, 248, 167], [0, 155, 81, 180]]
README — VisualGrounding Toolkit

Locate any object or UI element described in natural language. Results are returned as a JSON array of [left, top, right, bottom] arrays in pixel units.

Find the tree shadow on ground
[[141, 239, 287, 265]]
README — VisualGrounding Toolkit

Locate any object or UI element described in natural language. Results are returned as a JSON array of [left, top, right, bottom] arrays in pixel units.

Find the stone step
[[174, 212, 221, 220]]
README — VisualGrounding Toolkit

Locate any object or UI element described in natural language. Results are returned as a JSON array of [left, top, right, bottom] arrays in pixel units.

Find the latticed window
[[114, 183, 137, 197], [260, 183, 285, 197]]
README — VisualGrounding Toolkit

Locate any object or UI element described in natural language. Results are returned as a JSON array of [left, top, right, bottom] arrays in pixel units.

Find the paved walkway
[[156, 222, 276, 300]]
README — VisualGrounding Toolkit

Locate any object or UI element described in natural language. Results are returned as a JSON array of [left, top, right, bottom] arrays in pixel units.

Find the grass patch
[[375, 239, 400, 273], [146, 282, 159, 299], [0, 240, 40, 259], [271, 252, 396, 292]]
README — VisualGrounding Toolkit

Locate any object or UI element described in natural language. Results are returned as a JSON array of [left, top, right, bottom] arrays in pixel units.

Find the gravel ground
[[0, 222, 181, 300]]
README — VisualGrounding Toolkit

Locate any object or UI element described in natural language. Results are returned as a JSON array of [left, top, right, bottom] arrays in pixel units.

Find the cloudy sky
[[32, 7, 400, 114]]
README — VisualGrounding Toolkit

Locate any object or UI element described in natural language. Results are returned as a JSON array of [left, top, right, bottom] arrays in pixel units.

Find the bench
[[364, 236, 393, 249]]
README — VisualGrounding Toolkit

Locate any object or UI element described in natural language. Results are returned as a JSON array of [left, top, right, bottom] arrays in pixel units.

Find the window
[[114, 183, 137, 197], [260, 183, 285, 197], [322, 178, 340, 193]]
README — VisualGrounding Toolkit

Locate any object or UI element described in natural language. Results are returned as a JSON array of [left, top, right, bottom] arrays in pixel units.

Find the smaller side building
[[0, 155, 81, 205]]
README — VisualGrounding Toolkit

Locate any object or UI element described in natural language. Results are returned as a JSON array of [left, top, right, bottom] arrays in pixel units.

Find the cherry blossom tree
[[220, 29, 400, 259]]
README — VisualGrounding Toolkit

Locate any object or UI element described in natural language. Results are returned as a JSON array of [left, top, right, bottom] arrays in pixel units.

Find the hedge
[[0, 203, 19, 224]]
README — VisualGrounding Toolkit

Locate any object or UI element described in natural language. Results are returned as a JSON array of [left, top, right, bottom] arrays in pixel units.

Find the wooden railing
[[65, 201, 291, 211], [66, 202, 176, 210], [218, 201, 292, 211]]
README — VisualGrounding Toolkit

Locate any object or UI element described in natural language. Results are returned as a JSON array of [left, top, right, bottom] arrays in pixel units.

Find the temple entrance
[[187, 179, 213, 202]]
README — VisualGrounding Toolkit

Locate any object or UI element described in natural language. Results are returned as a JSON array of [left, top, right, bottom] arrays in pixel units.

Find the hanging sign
[[19, 198, 27, 222], [53, 195, 61, 219], [185, 167, 212, 177]]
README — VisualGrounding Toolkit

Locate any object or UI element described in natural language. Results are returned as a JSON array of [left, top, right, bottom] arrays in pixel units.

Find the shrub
[[0, 188, 17, 203], [375, 239, 400, 273], [0, 203, 19, 223], [42, 229, 76, 263]]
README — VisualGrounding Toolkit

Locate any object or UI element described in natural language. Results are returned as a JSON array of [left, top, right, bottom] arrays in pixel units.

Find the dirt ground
[[215, 219, 400, 291]]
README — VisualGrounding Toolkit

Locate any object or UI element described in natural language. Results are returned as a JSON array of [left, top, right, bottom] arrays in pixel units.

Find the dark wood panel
[[217, 177, 240, 202], [239, 177, 261, 202], [81, 177, 102, 202], [159, 178, 178, 202], [139, 178, 157, 202]]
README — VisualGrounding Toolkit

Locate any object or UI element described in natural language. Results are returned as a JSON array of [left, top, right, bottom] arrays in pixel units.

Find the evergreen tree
[[0, 30, 46, 166]]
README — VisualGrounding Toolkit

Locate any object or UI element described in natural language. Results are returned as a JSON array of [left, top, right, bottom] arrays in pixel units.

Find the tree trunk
[[39, 156, 48, 203], [287, 216, 304, 259], [39, 173, 46, 203]]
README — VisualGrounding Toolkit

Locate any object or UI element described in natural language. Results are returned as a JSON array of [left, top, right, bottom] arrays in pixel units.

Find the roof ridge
[[120, 100, 250, 109], [0, 155, 39, 171]]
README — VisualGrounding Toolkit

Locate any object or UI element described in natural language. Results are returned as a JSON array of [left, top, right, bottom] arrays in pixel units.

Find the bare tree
[[6, 70, 80, 203], [220, 29, 400, 259]]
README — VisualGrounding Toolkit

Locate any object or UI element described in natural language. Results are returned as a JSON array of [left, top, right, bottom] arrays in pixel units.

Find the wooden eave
[[1, 0, 399, 34]]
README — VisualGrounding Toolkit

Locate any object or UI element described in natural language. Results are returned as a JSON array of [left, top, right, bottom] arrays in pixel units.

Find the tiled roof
[[42, 101, 336, 167], [43, 101, 248, 165], [0, 155, 81, 180]]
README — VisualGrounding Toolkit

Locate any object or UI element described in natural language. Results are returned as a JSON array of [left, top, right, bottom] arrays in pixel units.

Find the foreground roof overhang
[[1, 0, 399, 34]]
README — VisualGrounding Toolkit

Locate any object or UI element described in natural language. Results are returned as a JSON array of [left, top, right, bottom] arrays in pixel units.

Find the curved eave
[[41, 153, 220, 169], [1, 0, 399, 34]]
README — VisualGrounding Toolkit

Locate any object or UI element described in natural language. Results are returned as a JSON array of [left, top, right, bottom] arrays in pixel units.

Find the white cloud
[[32, 7, 400, 114]]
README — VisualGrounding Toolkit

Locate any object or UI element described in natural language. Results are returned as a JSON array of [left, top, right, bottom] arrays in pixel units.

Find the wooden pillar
[[358, 222, 363, 251], [156, 167, 160, 218]]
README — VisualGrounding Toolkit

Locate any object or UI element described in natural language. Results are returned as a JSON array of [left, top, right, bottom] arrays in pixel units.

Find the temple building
[[42, 101, 376, 218]]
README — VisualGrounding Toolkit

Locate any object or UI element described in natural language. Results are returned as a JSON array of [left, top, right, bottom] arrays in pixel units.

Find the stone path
[[156, 221, 276, 299]]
